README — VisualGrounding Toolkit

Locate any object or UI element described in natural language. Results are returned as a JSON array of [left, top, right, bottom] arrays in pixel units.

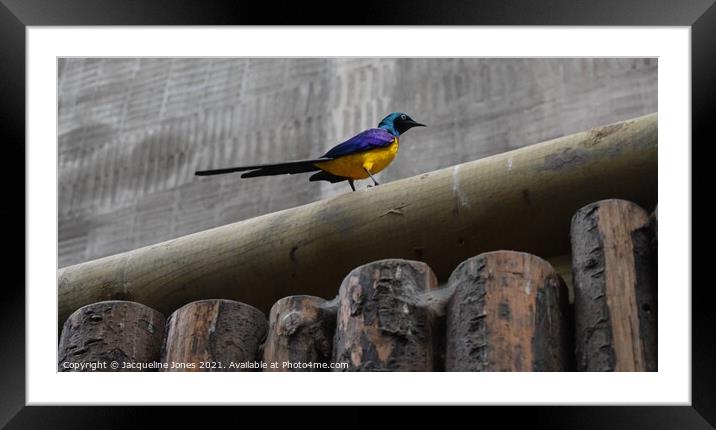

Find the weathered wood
[[445, 251, 570, 371], [58, 113, 657, 325], [58, 301, 165, 371], [262, 295, 337, 371], [548, 253, 575, 303], [332, 259, 439, 371], [160, 299, 268, 372], [571, 199, 657, 371]]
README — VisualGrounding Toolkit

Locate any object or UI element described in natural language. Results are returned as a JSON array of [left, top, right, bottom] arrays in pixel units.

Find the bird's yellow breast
[[314, 138, 399, 180]]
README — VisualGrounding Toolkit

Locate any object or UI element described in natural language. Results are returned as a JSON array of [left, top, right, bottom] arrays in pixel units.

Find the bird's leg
[[364, 168, 380, 186], [348, 179, 356, 192]]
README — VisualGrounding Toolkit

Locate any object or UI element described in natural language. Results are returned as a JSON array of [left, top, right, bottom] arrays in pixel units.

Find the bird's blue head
[[378, 112, 426, 137]]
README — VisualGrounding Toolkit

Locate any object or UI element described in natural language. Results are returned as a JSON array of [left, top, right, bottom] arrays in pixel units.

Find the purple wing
[[322, 128, 395, 159]]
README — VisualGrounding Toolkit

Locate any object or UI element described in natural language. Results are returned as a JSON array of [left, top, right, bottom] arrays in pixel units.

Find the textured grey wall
[[58, 58, 657, 267]]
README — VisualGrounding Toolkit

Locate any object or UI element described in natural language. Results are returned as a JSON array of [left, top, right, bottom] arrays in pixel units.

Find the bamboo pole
[[58, 113, 657, 325]]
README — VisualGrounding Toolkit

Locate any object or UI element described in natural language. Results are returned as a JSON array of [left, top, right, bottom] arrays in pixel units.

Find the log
[[58, 113, 657, 325], [445, 251, 570, 371], [571, 199, 657, 371], [262, 295, 337, 371], [160, 299, 268, 372], [58, 301, 165, 371], [332, 259, 439, 371]]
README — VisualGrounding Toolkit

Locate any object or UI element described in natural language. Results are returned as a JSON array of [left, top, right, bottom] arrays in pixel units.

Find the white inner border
[[27, 27, 690, 405]]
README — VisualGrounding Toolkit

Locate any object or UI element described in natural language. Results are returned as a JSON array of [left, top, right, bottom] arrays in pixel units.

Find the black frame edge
[[2, 0, 713, 428]]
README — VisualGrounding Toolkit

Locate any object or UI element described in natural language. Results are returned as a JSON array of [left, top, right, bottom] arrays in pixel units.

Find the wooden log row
[[327, 255, 572, 372], [59, 299, 268, 372], [51, 258, 604, 374], [60, 198, 657, 373], [53, 253, 576, 374]]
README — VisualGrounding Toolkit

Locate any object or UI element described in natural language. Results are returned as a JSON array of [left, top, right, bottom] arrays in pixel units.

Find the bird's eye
[[400, 114, 407, 120]]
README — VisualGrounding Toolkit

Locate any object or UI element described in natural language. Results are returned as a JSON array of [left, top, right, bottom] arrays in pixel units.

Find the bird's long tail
[[195, 157, 333, 178]]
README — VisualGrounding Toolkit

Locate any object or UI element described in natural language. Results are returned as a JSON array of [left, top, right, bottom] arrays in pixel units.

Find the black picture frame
[[2, 0, 712, 427]]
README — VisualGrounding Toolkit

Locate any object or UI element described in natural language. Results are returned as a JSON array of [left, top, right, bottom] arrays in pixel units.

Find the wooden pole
[[58, 113, 657, 325], [160, 299, 268, 372], [571, 199, 657, 371], [262, 295, 337, 371], [332, 259, 439, 371], [445, 251, 570, 371], [58, 301, 165, 371]]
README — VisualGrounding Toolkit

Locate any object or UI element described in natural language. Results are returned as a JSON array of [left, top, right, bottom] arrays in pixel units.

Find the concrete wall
[[58, 58, 657, 267]]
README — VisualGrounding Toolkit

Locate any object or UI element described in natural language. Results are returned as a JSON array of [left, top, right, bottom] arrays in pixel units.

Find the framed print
[[2, 0, 713, 427]]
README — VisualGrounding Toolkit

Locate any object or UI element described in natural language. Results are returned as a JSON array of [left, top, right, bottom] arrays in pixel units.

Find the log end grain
[[445, 251, 570, 371], [332, 259, 439, 371], [58, 300, 165, 371], [262, 295, 337, 371], [161, 299, 268, 372]]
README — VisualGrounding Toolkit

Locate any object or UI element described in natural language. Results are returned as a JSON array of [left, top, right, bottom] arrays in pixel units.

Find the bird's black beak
[[396, 117, 427, 134]]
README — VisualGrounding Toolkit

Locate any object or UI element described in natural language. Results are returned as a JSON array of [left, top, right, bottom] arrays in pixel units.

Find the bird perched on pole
[[195, 112, 426, 192]]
